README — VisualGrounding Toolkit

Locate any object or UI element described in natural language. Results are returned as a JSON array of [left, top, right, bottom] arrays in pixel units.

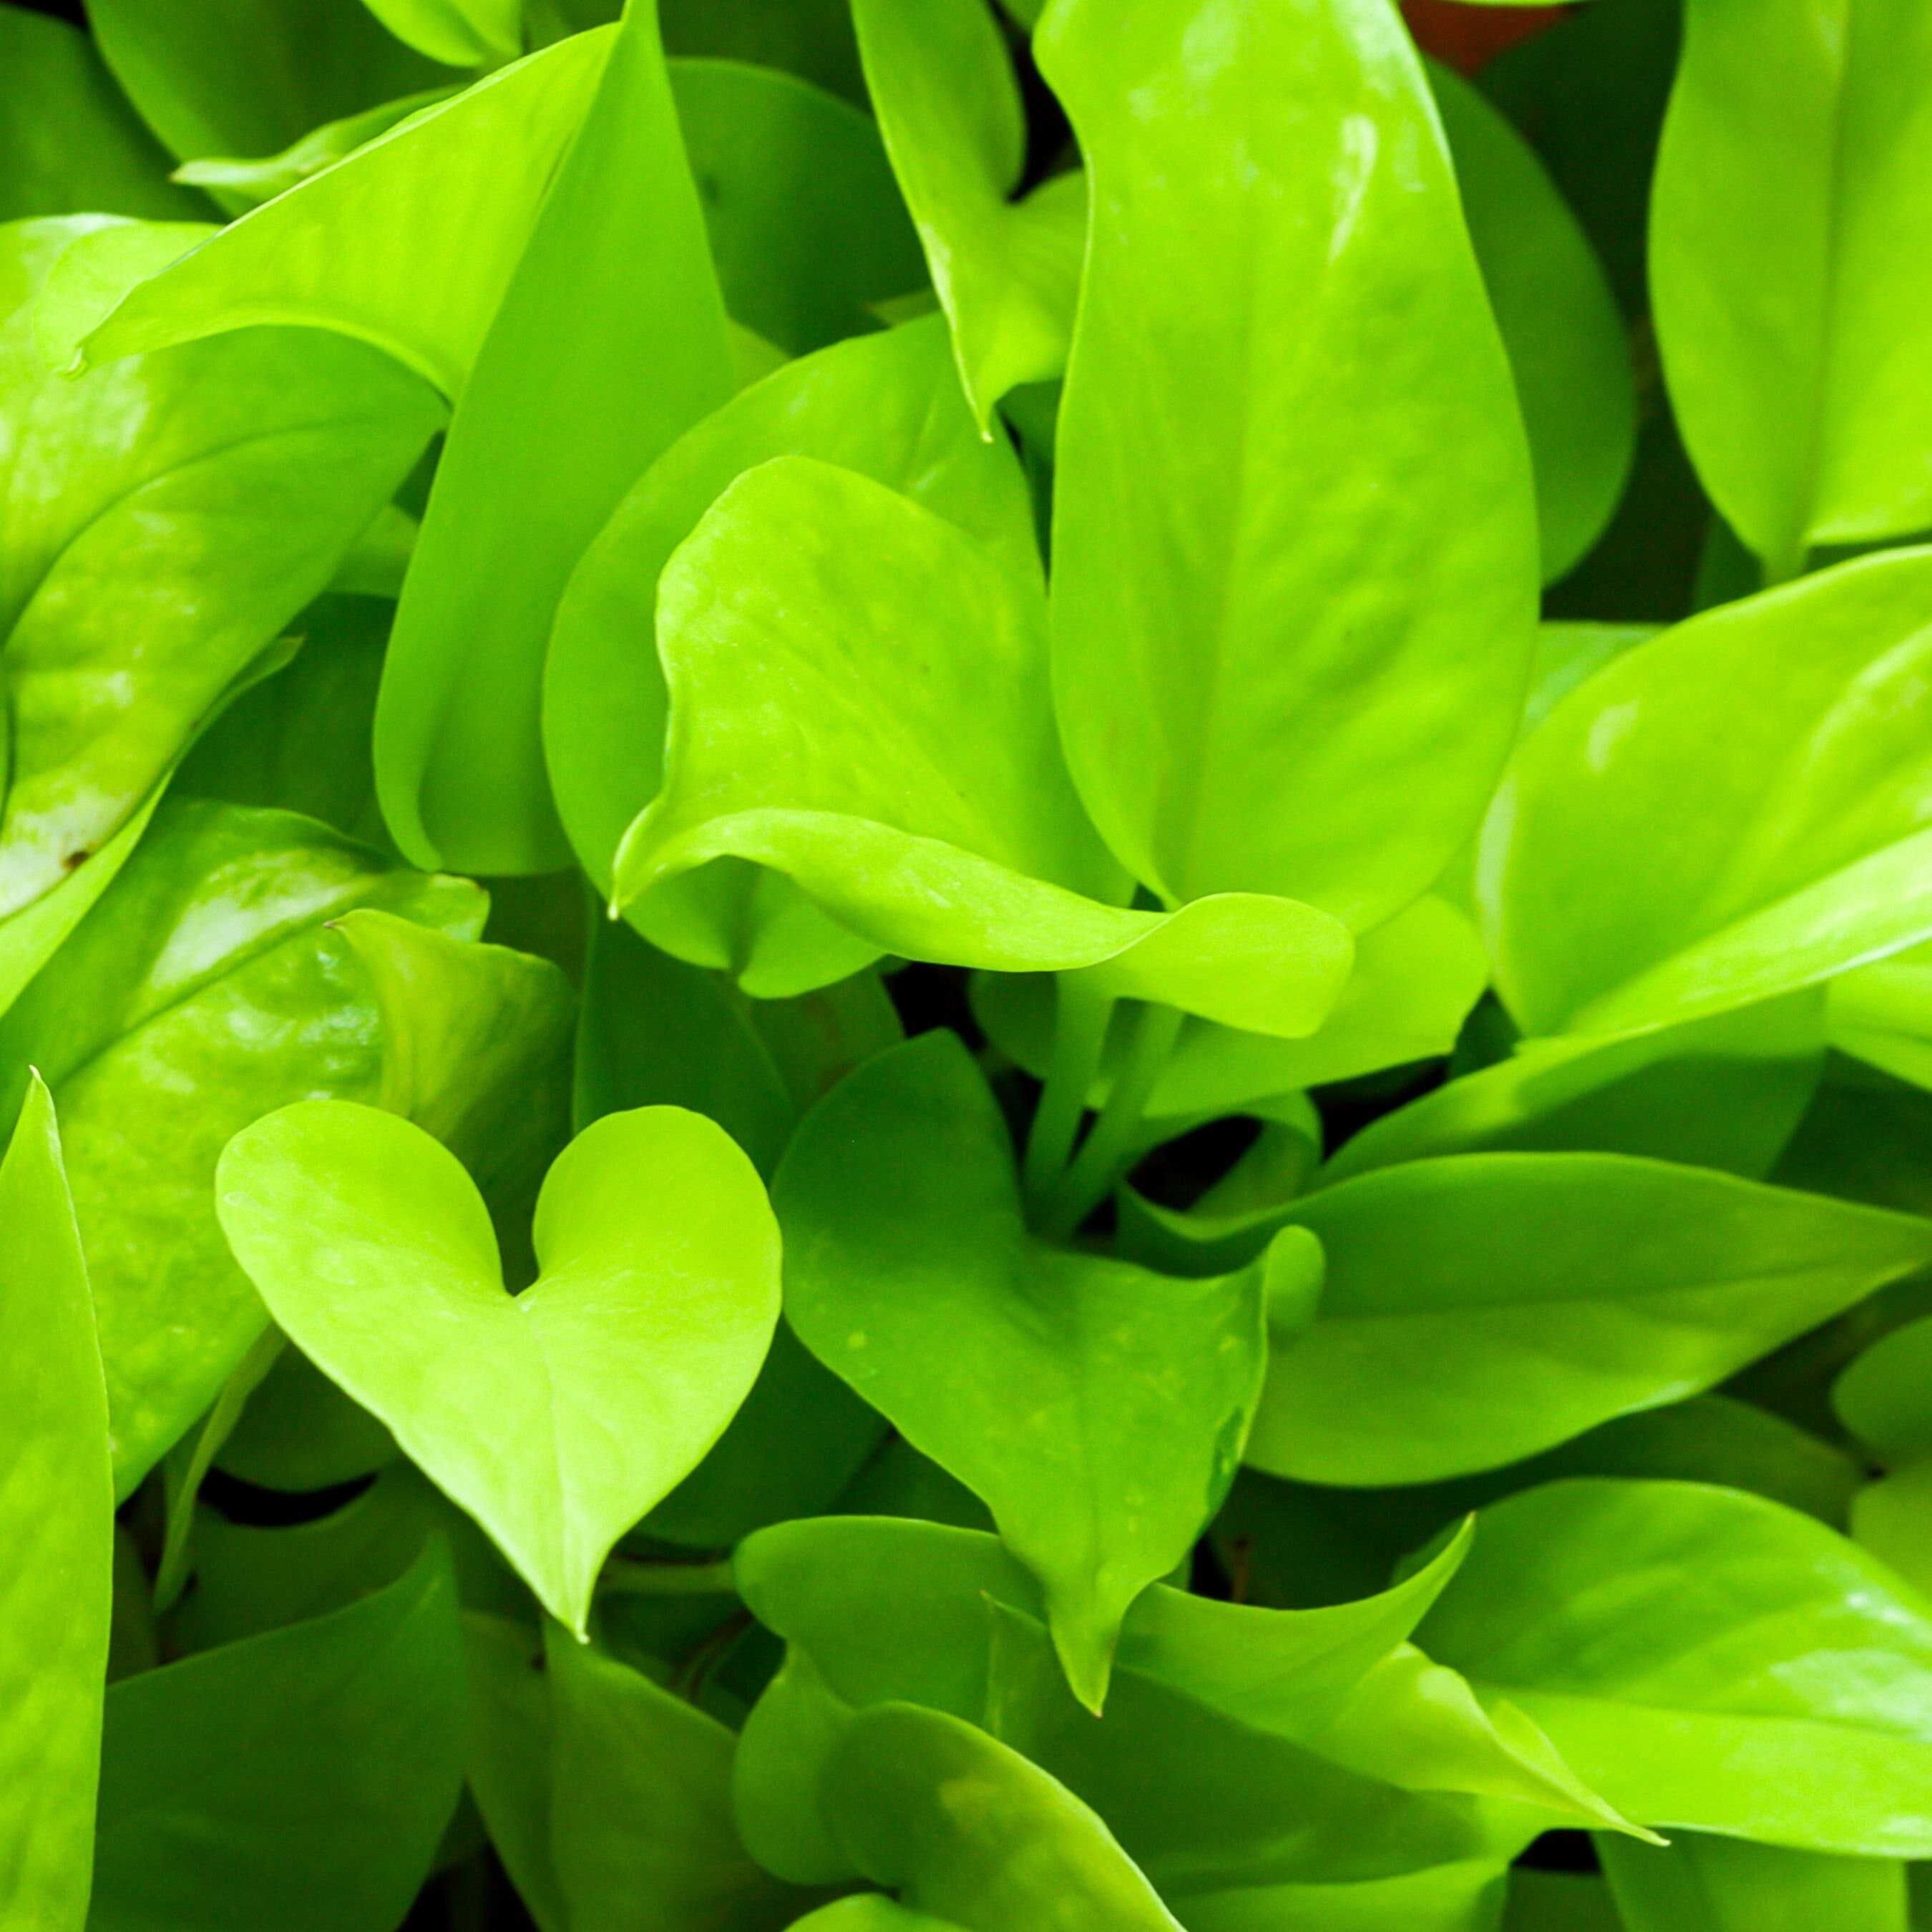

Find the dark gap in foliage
[[885, 961, 982, 1048], [16, 0, 84, 23], [1190, 1533, 1236, 1602], [404, 1850, 538, 1932], [1131, 1114, 1263, 1212], [199, 1466, 377, 1528], [1006, 17, 1075, 195], [1514, 1830, 1601, 1875], [1314, 1059, 1448, 1156]]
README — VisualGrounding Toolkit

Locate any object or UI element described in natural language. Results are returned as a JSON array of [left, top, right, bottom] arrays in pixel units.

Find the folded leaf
[[1, 217, 441, 922], [1429, 61, 1634, 585], [1253, 1152, 1932, 1484], [1484, 550, 1932, 1039], [545, 314, 1035, 937], [734, 1513, 1472, 1747], [0, 6, 203, 222], [614, 457, 1352, 1034], [854, 0, 1085, 421], [91, 1542, 465, 1932], [0, 799, 487, 1492], [733, 1514, 1592, 1904], [1038, 0, 1538, 930], [772, 1033, 1271, 1707], [217, 1098, 782, 1633], [1418, 1478, 1932, 1854], [1652, 0, 1932, 570], [376, 0, 736, 876], [0, 1078, 112, 1932], [79, 35, 613, 394]]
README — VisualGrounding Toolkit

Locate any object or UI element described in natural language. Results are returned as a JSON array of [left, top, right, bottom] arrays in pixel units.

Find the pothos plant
[[5, 0, 1932, 1925]]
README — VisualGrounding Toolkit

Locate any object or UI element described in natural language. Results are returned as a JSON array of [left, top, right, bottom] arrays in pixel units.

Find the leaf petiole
[[597, 1556, 739, 1599], [1021, 977, 1117, 1218], [1035, 1000, 1184, 1241]]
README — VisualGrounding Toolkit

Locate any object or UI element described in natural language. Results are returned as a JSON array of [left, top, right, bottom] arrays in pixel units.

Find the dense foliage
[[5, 0, 1932, 1926]]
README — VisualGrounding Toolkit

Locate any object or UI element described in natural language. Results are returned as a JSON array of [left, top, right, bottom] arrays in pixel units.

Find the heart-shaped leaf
[[773, 1031, 1274, 1708], [216, 1098, 781, 1632]]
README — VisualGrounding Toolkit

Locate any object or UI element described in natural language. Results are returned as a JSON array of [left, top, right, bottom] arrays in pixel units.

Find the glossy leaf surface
[[1419, 1479, 1932, 1853], [80, 36, 612, 394], [1, 217, 440, 923], [854, 0, 1083, 422], [772, 1033, 1270, 1707], [0, 1077, 111, 1932], [824, 1702, 1184, 1931], [1652, 0, 1932, 568], [1253, 1152, 1932, 1483], [0, 799, 485, 1491], [218, 1099, 781, 1631], [1485, 551, 1932, 1039], [1039, 0, 1538, 929]]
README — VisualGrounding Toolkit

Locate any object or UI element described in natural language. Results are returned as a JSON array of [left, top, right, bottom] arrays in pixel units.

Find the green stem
[[1036, 1000, 1184, 1241], [598, 1556, 738, 1599], [1022, 978, 1117, 1216]]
